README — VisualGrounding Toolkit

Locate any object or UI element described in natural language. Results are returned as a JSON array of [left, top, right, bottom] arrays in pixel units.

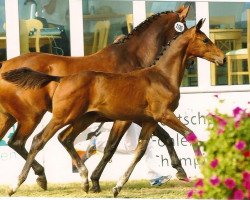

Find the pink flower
[[243, 180, 250, 190], [210, 159, 219, 169], [242, 171, 250, 181], [233, 106, 244, 117], [242, 171, 250, 190], [186, 132, 198, 144], [224, 178, 236, 189], [187, 190, 194, 198], [209, 114, 227, 134], [233, 189, 244, 200], [194, 179, 204, 187], [235, 140, 246, 151], [197, 190, 203, 198], [210, 175, 220, 186], [233, 107, 245, 128]]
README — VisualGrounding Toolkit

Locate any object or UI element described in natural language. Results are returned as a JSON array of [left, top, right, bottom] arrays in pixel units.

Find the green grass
[[0, 179, 194, 198]]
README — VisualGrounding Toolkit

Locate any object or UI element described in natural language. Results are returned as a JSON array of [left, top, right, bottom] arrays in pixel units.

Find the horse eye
[[203, 38, 209, 44]]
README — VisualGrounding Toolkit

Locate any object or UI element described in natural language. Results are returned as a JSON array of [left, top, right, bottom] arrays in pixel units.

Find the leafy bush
[[188, 99, 250, 199]]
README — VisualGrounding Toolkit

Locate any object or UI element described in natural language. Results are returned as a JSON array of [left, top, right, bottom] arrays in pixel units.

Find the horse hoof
[[90, 186, 101, 193], [176, 169, 188, 181], [112, 187, 120, 198], [8, 189, 15, 197], [36, 176, 47, 190], [82, 183, 89, 193]]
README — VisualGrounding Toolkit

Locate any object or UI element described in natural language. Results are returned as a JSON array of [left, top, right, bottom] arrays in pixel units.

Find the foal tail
[[1, 67, 61, 89]]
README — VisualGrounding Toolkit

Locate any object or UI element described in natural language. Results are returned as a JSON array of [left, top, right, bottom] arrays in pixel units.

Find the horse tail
[[1, 67, 61, 89]]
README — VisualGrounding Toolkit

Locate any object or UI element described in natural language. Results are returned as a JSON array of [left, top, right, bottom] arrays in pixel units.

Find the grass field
[[0, 179, 194, 198]]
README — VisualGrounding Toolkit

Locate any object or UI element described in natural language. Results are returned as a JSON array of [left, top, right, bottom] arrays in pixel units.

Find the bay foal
[[3, 19, 225, 197], [0, 6, 190, 189]]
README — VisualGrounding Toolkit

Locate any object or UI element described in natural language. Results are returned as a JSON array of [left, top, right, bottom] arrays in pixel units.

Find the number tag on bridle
[[174, 22, 185, 33]]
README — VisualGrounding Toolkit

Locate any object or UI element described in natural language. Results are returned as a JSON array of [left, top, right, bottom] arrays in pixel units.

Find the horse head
[[160, 5, 190, 41], [185, 19, 226, 66], [114, 5, 190, 68]]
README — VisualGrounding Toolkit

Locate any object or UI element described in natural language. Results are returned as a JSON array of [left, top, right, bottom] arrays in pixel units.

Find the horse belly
[[91, 94, 148, 121]]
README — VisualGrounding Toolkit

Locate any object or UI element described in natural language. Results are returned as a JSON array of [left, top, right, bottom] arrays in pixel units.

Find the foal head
[[185, 19, 225, 65]]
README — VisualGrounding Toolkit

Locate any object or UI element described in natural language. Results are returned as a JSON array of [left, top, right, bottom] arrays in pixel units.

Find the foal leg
[[154, 125, 187, 180], [90, 120, 132, 193], [113, 121, 157, 197], [8, 117, 48, 190], [8, 118, 65, 196], [158, 110, 202, 159], [58, 114, 99, 193]]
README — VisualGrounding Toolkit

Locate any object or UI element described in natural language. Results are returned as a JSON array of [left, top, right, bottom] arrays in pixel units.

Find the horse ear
[[175, 5, 185, 13], [176, 5, 190, 21], [196, 18, 206, 31]]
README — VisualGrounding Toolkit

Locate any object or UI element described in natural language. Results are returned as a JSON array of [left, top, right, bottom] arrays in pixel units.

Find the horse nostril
[[223, 57, 227, 64]]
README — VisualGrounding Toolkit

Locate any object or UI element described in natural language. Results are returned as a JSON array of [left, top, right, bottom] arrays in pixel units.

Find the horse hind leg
[[154, 125, 187, 181], [90, 120, 132, 193], [113, 121, 157, 197], [0, 112, 16, 140], [58, 113, 99, 193], [8, 117, 48, 190], [8, 117, 65, 196]]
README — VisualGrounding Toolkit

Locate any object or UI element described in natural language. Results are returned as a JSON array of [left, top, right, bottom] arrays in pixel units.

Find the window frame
[[4, 0, 250, 93]]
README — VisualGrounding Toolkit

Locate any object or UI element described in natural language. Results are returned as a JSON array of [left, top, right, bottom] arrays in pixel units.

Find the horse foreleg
[[154, 125, 187, 180], [8, 118, 64, 196], [158, 110, 202, 159], [113, 121, 157, 198], [90, 120, 132, 193], [58, 113, 99, 193], [8, 118, 47, 190]]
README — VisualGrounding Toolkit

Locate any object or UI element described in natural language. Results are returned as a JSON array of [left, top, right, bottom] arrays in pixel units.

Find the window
[[18, 0, 70, 56], [0, 0, 6, 62], [82, 0, 133, 55], [209, 2, 250, 86]]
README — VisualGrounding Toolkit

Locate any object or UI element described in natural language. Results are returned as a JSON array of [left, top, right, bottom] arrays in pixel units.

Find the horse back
[[0, 45, 136, 76]]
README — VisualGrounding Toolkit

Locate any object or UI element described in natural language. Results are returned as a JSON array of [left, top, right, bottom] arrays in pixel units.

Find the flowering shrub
[[188, 102, 250, 199]]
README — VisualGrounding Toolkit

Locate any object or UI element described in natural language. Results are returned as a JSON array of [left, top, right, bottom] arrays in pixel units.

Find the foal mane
[[114, 11, 174, 44]]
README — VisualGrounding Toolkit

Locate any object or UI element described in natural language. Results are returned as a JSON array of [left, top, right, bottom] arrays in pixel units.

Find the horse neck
[[155, 33, 190, 87], [122, 17, 175, 68]]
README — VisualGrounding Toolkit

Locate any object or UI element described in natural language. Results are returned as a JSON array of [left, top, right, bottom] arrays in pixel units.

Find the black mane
[[114, 11, 174, 44]]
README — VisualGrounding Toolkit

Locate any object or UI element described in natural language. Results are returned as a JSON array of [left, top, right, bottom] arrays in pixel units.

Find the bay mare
[[2, 19, 225, 197], [0, 6, 191, 191]]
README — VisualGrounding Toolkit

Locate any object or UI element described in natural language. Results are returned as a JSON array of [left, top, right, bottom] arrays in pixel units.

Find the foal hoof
[[112, 186, 121, 198], [176, 169, 188, 181], [82, 183, 89, 193], [36, 176, 47, 190]]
